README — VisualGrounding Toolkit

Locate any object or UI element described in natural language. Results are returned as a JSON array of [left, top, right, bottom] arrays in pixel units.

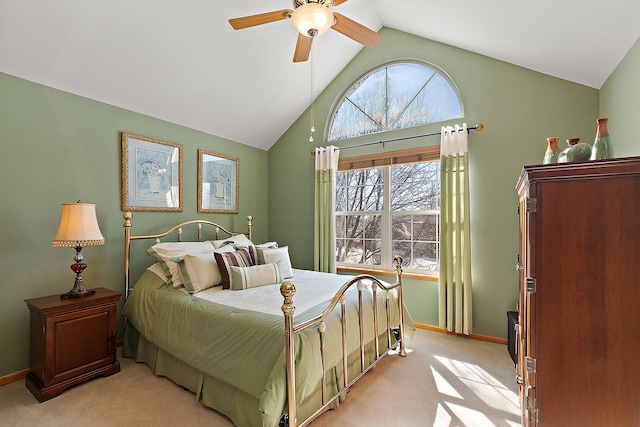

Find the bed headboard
[[123, 211, 252, 299]]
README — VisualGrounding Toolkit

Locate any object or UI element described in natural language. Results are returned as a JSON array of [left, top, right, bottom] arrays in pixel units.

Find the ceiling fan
[[229, 0, 382, 62]]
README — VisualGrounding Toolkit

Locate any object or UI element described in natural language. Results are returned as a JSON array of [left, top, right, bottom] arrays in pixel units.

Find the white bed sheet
[[193, 269, 359, 317]]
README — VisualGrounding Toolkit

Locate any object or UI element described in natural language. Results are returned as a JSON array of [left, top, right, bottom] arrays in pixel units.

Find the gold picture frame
[[198, 149, 239, 214], [121, 132, 183, 212]]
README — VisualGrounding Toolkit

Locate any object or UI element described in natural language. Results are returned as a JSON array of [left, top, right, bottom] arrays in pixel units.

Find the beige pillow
[[260, 246, 293, 278], [174, 246, 235, 293], [146, 241, 215, 288], [255, 242, 279, 264], [211, 234, 254, 249]]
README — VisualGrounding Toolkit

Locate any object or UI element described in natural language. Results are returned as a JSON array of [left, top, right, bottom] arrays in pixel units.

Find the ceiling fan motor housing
[[292, 1, 334, 37]]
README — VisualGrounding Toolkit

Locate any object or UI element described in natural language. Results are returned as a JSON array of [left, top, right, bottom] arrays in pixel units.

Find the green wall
[[0, 73, 269, 377], [600, 37, 640, 155], [1, 29, 638, 378], [268, 27, 600, 338]]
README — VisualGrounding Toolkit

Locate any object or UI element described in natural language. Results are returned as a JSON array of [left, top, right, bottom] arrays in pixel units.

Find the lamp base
[[61, 249, 96, 299], [61, 267, 95, 299], [61, 287, 96, 299]]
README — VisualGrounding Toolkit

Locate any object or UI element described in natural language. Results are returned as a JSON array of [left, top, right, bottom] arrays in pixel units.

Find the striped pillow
[[229, 261, 282, 290], [214, 248, 253, 289]]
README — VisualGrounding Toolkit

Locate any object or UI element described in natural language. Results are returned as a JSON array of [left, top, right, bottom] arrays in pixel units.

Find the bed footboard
[[281, 256, 407, 427]]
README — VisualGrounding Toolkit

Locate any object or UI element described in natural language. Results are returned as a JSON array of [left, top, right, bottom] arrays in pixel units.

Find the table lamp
[[52, 201, 105, 298]]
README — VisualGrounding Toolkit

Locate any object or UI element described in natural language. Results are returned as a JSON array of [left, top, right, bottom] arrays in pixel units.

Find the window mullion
[[382, 166, 392, 268]]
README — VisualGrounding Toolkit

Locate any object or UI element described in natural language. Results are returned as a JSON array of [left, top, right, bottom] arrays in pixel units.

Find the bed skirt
[[122, 324, 364, 427]]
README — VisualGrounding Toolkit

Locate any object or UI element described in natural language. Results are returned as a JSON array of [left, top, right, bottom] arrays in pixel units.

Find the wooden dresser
[[25, 287, 121, 402], [515, 157, 640, 426]]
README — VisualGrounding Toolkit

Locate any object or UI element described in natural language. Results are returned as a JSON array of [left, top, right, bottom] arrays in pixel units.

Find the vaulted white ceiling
[[1, 0, 638, 150]]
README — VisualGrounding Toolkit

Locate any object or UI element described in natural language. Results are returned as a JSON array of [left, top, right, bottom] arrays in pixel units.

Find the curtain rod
[[311, 123, 484, 155]]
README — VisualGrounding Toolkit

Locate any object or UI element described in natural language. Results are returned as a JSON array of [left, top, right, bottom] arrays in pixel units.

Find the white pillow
[[261, 246, 293, 278], [256, 241, 278, 248], [146, 241, 215, 288], [174, 246, 236, 293], [255, 242, 279, 264], [229, 261, 283, 290], [147, 263, 169, 283], [211, 234, 254, 249]]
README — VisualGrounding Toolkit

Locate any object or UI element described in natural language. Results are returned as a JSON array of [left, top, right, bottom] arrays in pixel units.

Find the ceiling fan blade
[[229, 9, 293, 30], [332, 0, 349, 6], [293, 33, 313, 62], [331, 13, 381, 48]]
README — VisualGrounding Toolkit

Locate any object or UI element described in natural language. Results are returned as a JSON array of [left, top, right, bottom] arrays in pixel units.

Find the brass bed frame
[[123, 212, 407, 427]]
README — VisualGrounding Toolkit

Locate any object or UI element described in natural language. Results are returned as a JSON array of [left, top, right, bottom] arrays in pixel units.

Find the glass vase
[[590, 118, 613, 160], [543, 137, 561, 164]]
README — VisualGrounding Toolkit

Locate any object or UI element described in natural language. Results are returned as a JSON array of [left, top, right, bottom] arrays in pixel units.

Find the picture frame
[[198, 149, 239, 214], [121, 132, 183, 212]]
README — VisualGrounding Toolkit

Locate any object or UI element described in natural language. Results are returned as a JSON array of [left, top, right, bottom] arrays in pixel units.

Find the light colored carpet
[[0, 329, 521, 427]]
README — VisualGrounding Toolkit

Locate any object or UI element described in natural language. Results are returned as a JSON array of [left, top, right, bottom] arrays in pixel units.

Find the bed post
[[123, 211, 133, 300], [247, 215, 252, 241], [280, 281, 297, 427], [394, 256, 407, 357]]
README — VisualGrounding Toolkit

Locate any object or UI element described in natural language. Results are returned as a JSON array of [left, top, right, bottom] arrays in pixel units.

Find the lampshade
[[52, 202, 105, 248], [292, 3, 334, 37]]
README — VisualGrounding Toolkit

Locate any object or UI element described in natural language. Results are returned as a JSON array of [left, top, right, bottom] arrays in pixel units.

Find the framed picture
[[198, 149, 239, 213], [121, 132, 183, 212]]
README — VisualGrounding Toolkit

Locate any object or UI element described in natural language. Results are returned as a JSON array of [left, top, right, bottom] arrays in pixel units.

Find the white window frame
[[335, 147, 441, 278]]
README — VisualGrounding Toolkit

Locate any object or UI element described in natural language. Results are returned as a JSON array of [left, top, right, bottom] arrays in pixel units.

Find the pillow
[[147, 263, 169, 283], [214, 248, 253, 289], [255, 242, 279, 264], [211, 234, 254, 249], [146, 241, 215, 288], [260, 246, 293, 278], [229, 261, 283, 290], [211, 234, 257, 263], [173, 246, 236, 294], [257, 241, 278, 248]]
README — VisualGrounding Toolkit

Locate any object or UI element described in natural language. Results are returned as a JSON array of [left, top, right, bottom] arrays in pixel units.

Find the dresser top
[[516, 155, 640, 194], [25, 287, 121, 314]]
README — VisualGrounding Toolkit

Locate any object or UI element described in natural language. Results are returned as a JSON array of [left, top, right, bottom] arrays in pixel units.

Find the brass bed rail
[[122, 212, 407, 427], [123, 211, 252, 300], [281, 256, 407, 427]]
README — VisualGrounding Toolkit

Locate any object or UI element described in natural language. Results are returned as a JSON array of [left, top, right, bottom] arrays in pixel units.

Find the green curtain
[[439, 124, 473, 335], [314, 146, 339, 273]]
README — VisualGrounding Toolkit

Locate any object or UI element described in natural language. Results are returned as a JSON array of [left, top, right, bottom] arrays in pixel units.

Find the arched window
[[327, 61, 463, 141]]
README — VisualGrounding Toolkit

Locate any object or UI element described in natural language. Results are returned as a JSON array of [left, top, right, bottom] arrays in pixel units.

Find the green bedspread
[[122, 269, 410, 427]]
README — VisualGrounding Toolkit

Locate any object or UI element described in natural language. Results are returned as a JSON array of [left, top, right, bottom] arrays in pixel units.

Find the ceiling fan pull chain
[[309, 44, 316, 143]]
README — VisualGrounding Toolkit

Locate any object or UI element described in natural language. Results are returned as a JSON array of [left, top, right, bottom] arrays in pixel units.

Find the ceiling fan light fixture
[[292, 3, 334, 38]]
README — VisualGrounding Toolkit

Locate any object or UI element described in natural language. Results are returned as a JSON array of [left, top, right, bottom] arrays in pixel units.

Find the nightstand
[[24, 287, 121, 402]]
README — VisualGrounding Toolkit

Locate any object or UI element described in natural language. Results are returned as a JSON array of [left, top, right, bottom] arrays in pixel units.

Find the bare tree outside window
[[328, 62, 463, 142], [390, 162, 440, 271], [332, 61, 462, 274], [336, 161, 441, 272], [336, 168, 383, 265]]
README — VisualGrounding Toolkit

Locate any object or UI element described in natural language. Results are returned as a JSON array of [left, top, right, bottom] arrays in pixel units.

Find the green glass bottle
[[590, 118, 613, 160]]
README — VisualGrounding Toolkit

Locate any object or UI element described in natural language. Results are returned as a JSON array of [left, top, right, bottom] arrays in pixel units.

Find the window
[[335, 147, 441, 274], [328, 61, 463, 141]]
